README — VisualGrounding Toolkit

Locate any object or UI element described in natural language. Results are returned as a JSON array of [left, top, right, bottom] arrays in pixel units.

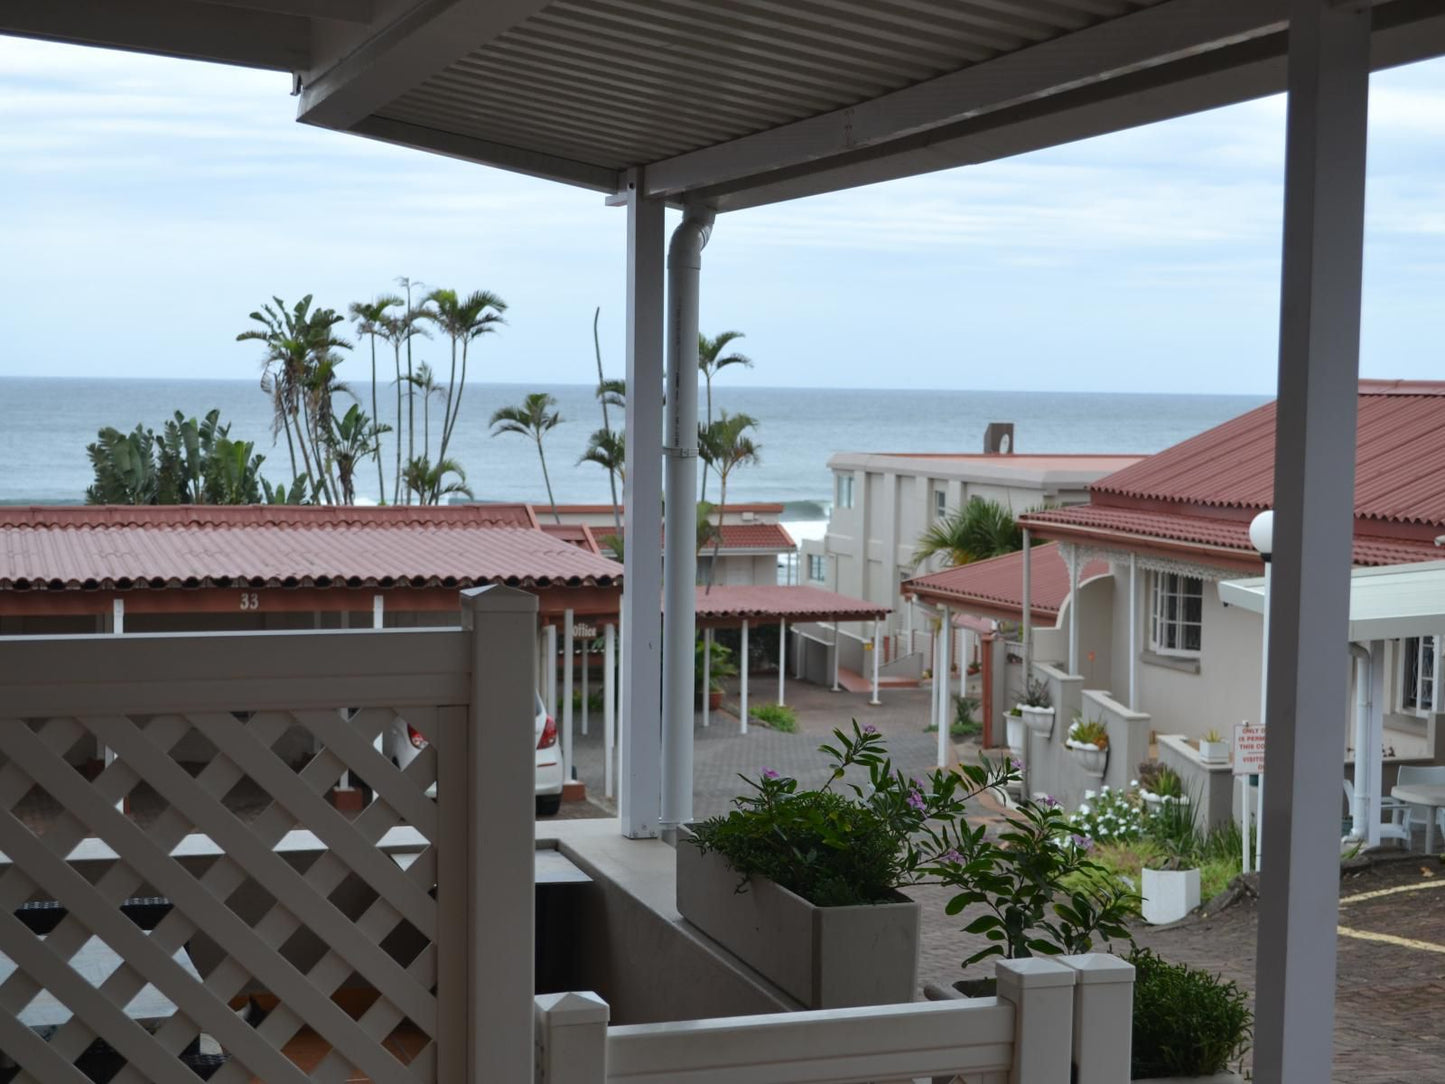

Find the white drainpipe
[[1348, 642, 1371, 842], [660, 205, 715, 831]]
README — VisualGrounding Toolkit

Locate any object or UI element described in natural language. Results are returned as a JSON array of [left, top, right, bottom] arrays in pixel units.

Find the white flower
[[1130, 779, 1140, 787], [1101, 785, 1111, 793], [1084, 789, 1097, 800], [1078, 803, 1092, 815]]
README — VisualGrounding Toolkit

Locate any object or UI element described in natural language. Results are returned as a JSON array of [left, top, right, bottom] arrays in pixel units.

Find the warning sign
[[1233, 723, 1266, 776]]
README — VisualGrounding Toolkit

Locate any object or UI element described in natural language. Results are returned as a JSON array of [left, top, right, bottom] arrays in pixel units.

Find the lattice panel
[[0, 705, 444, 1084]]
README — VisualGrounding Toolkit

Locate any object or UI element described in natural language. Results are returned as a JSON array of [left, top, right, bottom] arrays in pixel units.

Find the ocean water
[[0, 377, 1266, 516]]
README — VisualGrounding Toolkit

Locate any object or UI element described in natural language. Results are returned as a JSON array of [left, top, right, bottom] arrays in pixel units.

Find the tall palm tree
[[698, 330, 751, 502], [396, 276, 425, 491], [491, 392, 563, 523], [402, 455, 473, 505], [380, 305, 429, 504], [912, 497, 1024, 569], [697, 410, 760, 591], [349, 295, 401, 502], [327, 404, 389, 505], [424, 287, 507, 464], [592, 307, 622, 534], [301, 351, 353, 504], [579, 427, 625, 489]]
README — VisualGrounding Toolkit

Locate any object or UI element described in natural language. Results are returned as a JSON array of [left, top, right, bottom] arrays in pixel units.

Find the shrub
[[1067, 716, 1109, 749], [1017, 676, 1052, 708], [928, 696, 983, 738], [1137, 761, 1184, 799], [1129, 948, 1252, 1079], [750, 702, 798, 732], [1072, 785, 1143, 844]]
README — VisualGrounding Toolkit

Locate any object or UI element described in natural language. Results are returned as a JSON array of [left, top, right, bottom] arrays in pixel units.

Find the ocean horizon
[[0, 377, 1268, 512]]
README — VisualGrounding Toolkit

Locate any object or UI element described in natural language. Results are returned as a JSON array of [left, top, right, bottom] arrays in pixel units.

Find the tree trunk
[[538, 437, 560, 524], [439, 337, 459, 464], [371, 335, 385, 503], [393, 342, 403, 505]]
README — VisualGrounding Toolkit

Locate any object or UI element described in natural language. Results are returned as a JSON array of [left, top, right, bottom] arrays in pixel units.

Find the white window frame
[[1398, 635, 1439, 716], [934, 488, 947, 520], [1148, 572, 1203, 658], [836, 473, 854, 509], [807, 554, 826, 582]]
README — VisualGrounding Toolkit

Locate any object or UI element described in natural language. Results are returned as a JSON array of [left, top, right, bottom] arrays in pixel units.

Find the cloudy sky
[[2, 35, 1442, 394]]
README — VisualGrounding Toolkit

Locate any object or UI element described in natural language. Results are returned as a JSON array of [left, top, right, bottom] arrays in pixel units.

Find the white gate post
[[604, 622, 616, 800], [740, 620, 749, 734], [778, 620, 786, 706], [563, 609, 575, 782], [996, 958, 1076, 1084], [534, 991, 609, 1084], [937, 606, 951, 769], [581, 631, 590, 737], [1060, 955, 1134, 1084], [703, 627, 712, 728], [870, 618, 882, 706]]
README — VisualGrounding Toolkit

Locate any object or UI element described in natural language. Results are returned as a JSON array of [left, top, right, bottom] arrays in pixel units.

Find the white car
[[381, 691, 564, 816]]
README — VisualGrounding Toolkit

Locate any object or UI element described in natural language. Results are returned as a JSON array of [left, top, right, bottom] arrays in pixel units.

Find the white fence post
[[535, 991, 609, 1084], [1060, 954, 1134, 1084], [458, 585, 540, 1082], [996, 957, 1076, 1084]]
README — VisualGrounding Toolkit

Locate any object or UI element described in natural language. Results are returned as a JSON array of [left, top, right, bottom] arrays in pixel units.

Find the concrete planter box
[[1004, 714, 1026, 757], [1141, 866, 1201, 925], [1066, 740, 1108, 779], [1198, 739, 1230, 765], [676, 837, 920, 1009], [1136, 1074, 1245, 1083], [1019, 704, 1055, 738]]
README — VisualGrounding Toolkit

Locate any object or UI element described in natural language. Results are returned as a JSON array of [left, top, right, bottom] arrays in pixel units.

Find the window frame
[[1399, 635, 1438, 716], [1147, 571, 1204, 658], [836, 473, 854, 509], [807, 554, 826, 583], [933, 488, 947, 520]]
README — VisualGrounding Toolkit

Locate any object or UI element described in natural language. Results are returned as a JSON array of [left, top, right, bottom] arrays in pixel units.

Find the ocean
[[0, 378, 1266, 531]]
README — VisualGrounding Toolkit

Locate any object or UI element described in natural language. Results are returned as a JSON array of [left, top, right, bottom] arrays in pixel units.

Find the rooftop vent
[[983, 423, 1015, 455]]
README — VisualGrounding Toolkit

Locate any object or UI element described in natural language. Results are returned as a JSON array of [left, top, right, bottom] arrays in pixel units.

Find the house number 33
[[239, 592, 260, 610]]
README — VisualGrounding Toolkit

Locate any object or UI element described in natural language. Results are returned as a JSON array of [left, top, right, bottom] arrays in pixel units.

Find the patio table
[[1391, 783, 1445, 854]]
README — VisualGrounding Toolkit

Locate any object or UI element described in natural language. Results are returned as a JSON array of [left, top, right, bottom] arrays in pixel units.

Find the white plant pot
[[676, 836, 920, 1009], [1140, 790, 1191, 810], [1019, 704, 1054, 737], [1135, 1072, 1245, 1083], [1141, 866, 1201, 925], [1004, 714, 1025, 757], [1066, 740, 1108, 778], [1199, 739, 1230, 764]]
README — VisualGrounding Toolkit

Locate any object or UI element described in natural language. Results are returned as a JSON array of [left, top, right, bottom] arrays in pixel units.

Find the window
[[1149, 572, 1203, 656], [836, 473, 854, 509], [934, 489, 947, 519], [1401, 636, 1437, 714], [807, 554, 826, 582]]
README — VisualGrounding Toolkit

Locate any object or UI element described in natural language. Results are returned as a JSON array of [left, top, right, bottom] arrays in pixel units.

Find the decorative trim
[[1072, 543, 1234, 583]]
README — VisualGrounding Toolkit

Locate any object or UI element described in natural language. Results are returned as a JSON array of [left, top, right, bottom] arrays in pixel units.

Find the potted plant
[[1140, 783, 1201, 925], [1066, 715, 1110, 778], [695, 636, 737, 710], [1130, 948, 1252, 1081], [1016, 676, 1054, 737], [1198, 728, 1230, 765], [966, 660, 981, 677], [1138, 763, 1189, 810], [1003, 706, 1026, 758], [678, 722, 1014, 1009]]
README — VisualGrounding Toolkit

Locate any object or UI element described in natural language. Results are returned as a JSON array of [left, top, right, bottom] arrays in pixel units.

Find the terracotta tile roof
[[1089, 381, 1445, 527], [692, 585, 888, 623], [0, 505, 622, 591], [904, 544, 1109, 622], [1021, 505, 1440, 569], [548, 502, 784, 515], [607, 522, 795, 554], [538, 522, 602, 554]]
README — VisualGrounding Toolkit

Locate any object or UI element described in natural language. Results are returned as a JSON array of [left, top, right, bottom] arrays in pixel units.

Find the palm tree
[[349, 295, 401, 502], [396, 276, 425, 492], [300, 350, 353, 504], [579, 427, 625, 489], [592, 307, 622, 534], [402, 455, 473, 505], [697, 410, 760, 591], [491, 392, 563, 523], [406, 361, 445, 462], [327, 404, 389, 504], [698, 330, 751, 502], [912, 497, 1024, 569], [380, 305, 429, 504], [424, 287, 507, 464]]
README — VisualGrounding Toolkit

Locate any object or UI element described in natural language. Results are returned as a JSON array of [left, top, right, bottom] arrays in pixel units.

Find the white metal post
[[930, 618, 942, 739], [372, 593, 384, 629], [703, 627, 712, 728], [1067, 544, 1080, 676], [661, 207, 713, 832], [1256, 558, 1271, 873], [1254, 3, 1369, 1080], [580, 629, 589, 737], [1128, 554, 1138, 709], [1060, 955, 1134, 1084], [906, 599, 915, 656], [740, 620, 750, 734], [604, 622, 616, 800], [619, 183, 665, 839], [870, 619, 881, 706], [563, 609, 575, 782], [938, 606, 951, 768], [830, 622, 840, 692], [1021, 529, 1033, 679], [1367, 641, 1386, 847], [995, 958, 1075, 1084], [112, 598, 124, 635], [534, 992, 608, 1084], [546, 624, 558, 717], [777, 620, 786, 706]]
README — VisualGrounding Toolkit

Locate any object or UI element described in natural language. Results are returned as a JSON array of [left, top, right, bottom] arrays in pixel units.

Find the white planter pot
[[676, 836, 920, 1009], [1140, 790, 1191, 811], [1135, 1073, 1245, 1083], [1066, 740, 1108, 778], [1199, 739, 1230, 764], [1004, 714, 1025, 757], [1141, 866, 1201, 925], [1018, 704, 1054, 737]]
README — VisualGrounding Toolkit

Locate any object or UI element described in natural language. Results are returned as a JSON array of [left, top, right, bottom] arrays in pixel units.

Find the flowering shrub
[[687, 721, 1015, 907], [1072, 785, 1144, 844]]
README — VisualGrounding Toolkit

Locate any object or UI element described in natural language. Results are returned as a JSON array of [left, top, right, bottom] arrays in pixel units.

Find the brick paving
[[571, 675, 1445, 1083]]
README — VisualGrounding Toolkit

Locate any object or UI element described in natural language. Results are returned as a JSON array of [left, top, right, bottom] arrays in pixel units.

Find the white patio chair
[[1393, 765, 1445, 843], [1342, 779, 1410, 845]]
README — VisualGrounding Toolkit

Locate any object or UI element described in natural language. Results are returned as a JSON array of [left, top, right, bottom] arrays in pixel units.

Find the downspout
[[1348, 642, 1371, 843], [660, 205, 715, 832]]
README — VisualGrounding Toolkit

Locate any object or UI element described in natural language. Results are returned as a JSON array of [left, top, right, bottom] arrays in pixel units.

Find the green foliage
[[1129, 948, 1252, 1079], [913, 497, 1024, 569], [938, 798, 1137, 967], [570, 688, 605, 713], [926, 696, 982, 738], [695, 635, 737, 695], [1137, 761, 1184, 798], [750, 703, 798, 732], [86, 410, 269, 505], [402, 455, 473, 504], [688, 722, 1014, 907], [1067, 715, 1110, 749], [491, 392, 563, 519], [1072, 785, 1144, 844], [1017, 676, 1052, 708]]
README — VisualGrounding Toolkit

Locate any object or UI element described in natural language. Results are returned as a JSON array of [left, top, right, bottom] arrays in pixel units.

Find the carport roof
[[691, 585, 888, 627], [1219, 560, 1445, 642]]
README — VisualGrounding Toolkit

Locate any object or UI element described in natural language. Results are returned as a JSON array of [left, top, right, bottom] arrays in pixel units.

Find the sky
[[2, 35, 1443, 395]]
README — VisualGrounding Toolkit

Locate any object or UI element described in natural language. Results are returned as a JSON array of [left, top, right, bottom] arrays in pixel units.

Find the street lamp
[[1247, 510, 1273, 873]]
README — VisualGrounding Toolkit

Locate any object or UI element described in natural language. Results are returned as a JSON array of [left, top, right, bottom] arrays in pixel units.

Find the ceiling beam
[[348, 113, 620, 192], [297, 0, 553, 131], [643, 0, 1289, 201], [0, 0, 310, 71], [184, 0, 374, 24]]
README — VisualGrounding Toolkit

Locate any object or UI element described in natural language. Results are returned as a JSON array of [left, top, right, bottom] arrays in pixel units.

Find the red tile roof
[[693, 585, 888, 623], [904, 544, 1109, 622], [548, 502, 784, 515], [607, 521, 795, 554], [538, 522, 602, 554], [0, 505, 622, 591], [1089, 381, 1445, 527]]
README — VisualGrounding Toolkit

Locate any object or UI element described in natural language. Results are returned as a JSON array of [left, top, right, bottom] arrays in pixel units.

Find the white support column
[[581, 629, 590, 737], [1254, 4, 1370, 1081], [906, 599, 915, 656], [938, 605, 951, 768], [1067, 544, 1080, 676], [777, 621, 786, 706], [830, 622, 840, 692], [1367, 641, 1386, 847], [112, 598, 124, 635], [604, 622, 616, 800], [563, 609, 575, 783], [930, 619, 942, 738], [740, 620, 750, 734], [546, 624, 558, 716], [1060, 955, 1135, 1084], [703, 627, 712, 728], [1021, 529, 1033, 677], [1128, 554, 1138, 709], [372, 593, 384, 629], [619, 182, 665, 840], [869, 619, 881, 706], [1349, 646, 1369, 843]]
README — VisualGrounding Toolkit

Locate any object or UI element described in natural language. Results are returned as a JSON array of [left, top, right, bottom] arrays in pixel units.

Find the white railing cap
[[995, 957, 1077, 990], [1058, 954, 1135, 985], [534, 991, 610, 1026]]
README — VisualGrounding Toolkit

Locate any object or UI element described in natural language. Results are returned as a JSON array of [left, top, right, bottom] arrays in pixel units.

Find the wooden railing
[[0, 585, 539, 1084]]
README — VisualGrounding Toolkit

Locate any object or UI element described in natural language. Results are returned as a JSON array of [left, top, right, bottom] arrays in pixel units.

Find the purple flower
[[1071, 834, 1094, 852], [762, 768, 780, 780], [1009, 757, 1023, 771], [1042, 795, 1059, 809], [940, 848, 964, 864], [863, 724, 878, 735], [907, 789, 926, 812]]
